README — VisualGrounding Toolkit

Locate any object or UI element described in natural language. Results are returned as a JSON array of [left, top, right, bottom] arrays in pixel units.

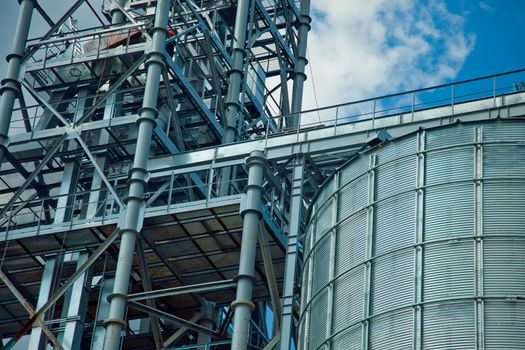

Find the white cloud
[[302, 0, 476, 116], [479, 1, 495, 13]]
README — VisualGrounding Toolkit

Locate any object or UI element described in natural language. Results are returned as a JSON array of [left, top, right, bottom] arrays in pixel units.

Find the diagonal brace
[[4, 228, 121, 349], [0, 269, 64, 350], [0, 133, 67, 220]]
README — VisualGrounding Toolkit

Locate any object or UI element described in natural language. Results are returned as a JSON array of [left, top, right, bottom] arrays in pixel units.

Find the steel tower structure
[[0, 1, 524, 350]]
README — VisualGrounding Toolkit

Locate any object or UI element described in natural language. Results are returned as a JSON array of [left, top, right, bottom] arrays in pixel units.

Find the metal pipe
[[102, 1, 170, 349], [0, 0, 35, 164], [219, 0, 251, 196], [231, 150, 266, 350], [110, 0, 128, 24], [287, 0, 312, 128]]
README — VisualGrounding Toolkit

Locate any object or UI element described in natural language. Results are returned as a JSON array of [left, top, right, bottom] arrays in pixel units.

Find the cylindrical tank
[[299, 120, 525, 350]]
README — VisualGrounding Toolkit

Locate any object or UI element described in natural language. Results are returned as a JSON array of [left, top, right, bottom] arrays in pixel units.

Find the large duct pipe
[[230, 150, 266, 350], [287, 0, 312, 128], [218, 0, 250, 196], [102, 1, 170, 349], [0, 0, 35, 164]]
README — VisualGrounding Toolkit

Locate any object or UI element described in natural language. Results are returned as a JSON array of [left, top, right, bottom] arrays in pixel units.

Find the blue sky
[[448, 0, 524, 80], [302, 0, 525, 112]]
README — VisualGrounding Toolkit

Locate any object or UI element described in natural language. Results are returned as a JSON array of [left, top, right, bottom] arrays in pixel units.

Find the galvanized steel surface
[[299, 120, 525, 350]]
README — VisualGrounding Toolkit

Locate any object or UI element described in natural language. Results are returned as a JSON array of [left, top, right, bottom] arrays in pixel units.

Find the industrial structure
[[0, 1, 523, 349]]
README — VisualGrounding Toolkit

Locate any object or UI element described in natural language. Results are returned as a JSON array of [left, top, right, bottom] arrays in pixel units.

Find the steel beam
[[102, 1, 170, 349], [60, 252, 92, 350], [148, 95, 525, 175], [163, 54, 223, 139], [197, 301, 215, 350], [91, 278, 115, 349], [128, 279, 237, 302], [27, 256, 63, 350], [231, 150, 267, 350], [162, 312, 202, 349], [259, 220, 282, 332], [279, 154, 305, 350], [127, 301, 226, 340]]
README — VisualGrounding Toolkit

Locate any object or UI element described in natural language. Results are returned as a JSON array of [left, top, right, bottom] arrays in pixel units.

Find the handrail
[[278, 67, 525, 119]]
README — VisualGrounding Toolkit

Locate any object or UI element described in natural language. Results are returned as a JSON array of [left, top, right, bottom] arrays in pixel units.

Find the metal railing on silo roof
[[262, 67, 525, 137]]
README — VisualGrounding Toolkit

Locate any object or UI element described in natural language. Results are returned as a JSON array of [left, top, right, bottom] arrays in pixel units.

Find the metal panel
[[331, 324, 362, 350], [425, 124, 474, 149], [482, 123, 525, 141], [337, 175, 368, 220], [335, 211, 366, 276], [483, 145, 525, 178], [375, 156, 416, 200], [308, 289, 328, 350], [339, 156, 369, 186], [311, 233, 331, 295], [422, 302, 476, 349], [424, 183, 474, 241], [375, 135, 416, 164], [483, 181, 525, 236], [314, 200, 333, 242], [373, 192, 415, 257], [371, 249, 413, 316], [483, 237, 525, 296], [332, 266, 364, 334], [425, 147, 474, 186], [484, 301, 525, 349], [369, 309, 413, 350], [423, 240, 475, 301]]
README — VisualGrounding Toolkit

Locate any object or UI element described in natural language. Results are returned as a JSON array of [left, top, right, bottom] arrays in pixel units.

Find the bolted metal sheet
[[299, 120, 525, 349], [422, 302, 476, 349]]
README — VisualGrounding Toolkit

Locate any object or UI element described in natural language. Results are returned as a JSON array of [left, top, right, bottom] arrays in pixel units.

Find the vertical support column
[[86, 93, 123, 218], [0, 0, 35, 164], [362, 154, 376, 350], [197, 301, 215, 349], [60, 252, 92, 350], [279, 154, 305, 350], [87, 1, 126, 219], [413, 132, 425, 350], [231, 150, 267, 350], [102, 1, 170, 349], [287, 0, 312, 129], [474, 126, 485, 349], [54, 159, 80, 224], [28, 256, 62, 350], [327, 173, 339, 349], [218, 0, 250, 196], [54, 89, 89, 223], [91, 278, 115, 349]]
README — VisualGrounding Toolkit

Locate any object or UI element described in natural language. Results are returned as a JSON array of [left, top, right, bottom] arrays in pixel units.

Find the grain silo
[[299, 120, 525, 350]]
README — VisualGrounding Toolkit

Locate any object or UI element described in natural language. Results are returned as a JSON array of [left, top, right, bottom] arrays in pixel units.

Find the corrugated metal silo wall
[[299, 120, 525, 350]]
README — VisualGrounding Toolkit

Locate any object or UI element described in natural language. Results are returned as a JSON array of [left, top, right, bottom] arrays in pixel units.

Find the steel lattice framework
[[0, 1, 524, 349]]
